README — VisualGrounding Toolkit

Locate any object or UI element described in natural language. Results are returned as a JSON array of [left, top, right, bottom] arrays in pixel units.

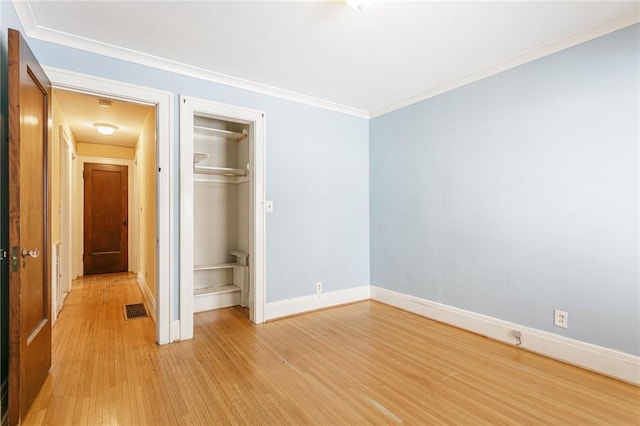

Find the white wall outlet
[[511, 330, 522, 346], [554, 309, 568, 329], [315, 282, 322, 294], [265, 200, 273, 213]]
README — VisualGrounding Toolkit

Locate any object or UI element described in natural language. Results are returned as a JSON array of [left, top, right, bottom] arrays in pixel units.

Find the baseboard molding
[[371, 286, 640, 386], [194, 290, 240, 313], [136, 272, 157, 322], [265, 286, 370, 321]]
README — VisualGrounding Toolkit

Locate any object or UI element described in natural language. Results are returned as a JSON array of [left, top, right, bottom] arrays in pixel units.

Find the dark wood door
[[8, 28, 52, 425], [83, 163, 128, 275]]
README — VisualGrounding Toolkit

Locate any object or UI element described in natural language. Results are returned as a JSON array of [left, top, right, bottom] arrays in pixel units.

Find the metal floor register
[[124, 303, 149, 320]]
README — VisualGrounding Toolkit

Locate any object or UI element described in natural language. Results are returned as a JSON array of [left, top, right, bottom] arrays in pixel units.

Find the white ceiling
[[54, 89, 154, 148], [17, 1, 640, 117]]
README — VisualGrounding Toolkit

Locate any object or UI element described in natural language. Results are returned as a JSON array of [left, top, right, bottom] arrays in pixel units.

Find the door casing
[[45, 67, 174, 345], [180, 95, 266, 339], [57, 127, 73, 317]]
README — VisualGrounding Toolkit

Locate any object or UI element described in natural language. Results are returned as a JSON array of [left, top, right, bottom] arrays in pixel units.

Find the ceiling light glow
[[94, 123, 118, 135]]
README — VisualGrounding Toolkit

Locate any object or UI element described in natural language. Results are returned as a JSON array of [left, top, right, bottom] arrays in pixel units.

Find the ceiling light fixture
[[346, 0, 374, 12], [98, 99, 112, 108], [94, 123, 118, 135]]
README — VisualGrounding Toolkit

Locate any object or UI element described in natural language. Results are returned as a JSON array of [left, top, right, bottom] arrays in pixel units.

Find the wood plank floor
[[24, 273, 639, 425]]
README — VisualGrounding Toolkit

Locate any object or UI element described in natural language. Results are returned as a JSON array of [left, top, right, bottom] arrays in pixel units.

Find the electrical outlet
[[554, 309, 568, 329], [315, 282, 322, 294], [511, 330, 522, 346]]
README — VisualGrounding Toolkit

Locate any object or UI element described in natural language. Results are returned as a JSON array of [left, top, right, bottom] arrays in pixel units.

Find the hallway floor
[[23, 273, 640, 425]]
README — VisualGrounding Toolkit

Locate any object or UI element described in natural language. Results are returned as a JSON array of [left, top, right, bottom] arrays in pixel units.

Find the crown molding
[[370, 12, 639, 118], [13, 1, 638, 120], [12, 1, 370, 119]]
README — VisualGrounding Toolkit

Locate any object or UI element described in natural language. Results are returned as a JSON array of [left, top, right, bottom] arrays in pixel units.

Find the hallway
[[22, 274, 640, 425], [24, 273, 159, 424]]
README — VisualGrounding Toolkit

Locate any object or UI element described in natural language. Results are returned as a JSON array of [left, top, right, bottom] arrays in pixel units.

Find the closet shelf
[[194, 165, 247, 177], [194, 284, 240, 296], [194, 262, 243, 271], [194, 125, 247, 141], [193, 152, 209, 164]]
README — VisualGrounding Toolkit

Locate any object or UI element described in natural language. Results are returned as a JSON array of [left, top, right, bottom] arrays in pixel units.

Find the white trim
[[14, 1, 637, 119], [44, 67, 174, 345], [179, 102, 194, 340], [51, 242, 60, 327], [180, 96, 267, 339], [137, 272, 156, 322], [265, 286, 370, 321], [59, 126, 74, 291], [171, 320, 181, 343], [131, 152, 139, 274], [250, 110, 267, 325], [371, 13, 640, 118], [371, 286, 640, 386], [12, 1, 367, 119], [73, 152, 82, 278], [194, 290, 241, 313]]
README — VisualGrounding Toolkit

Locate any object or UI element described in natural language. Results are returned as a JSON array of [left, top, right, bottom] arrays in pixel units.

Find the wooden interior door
[[8, 28, 52, 425], [83, 163, 128, 275]]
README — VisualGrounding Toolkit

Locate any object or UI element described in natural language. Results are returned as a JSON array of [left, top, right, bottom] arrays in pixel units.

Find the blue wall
[[0, 2, 371, 305], [2, 2, 638, 357], [370, 24, 639, 355]]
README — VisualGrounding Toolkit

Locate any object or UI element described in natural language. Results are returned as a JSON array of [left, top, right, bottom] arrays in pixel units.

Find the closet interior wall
[[192, 116, 250, 312]]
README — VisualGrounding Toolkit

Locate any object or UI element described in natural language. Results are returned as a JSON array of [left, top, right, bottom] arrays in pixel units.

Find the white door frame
[[180, 95, 266, 339], [45, 66, 175, 345], [57, 127, 74, 314]]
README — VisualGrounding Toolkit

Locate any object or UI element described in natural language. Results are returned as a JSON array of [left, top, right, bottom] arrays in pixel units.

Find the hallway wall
[[136, 109, 157, 301], [76, 142, 134, 160]]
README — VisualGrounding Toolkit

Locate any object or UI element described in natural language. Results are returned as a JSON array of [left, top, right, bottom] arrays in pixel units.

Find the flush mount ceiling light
[[345, 0, 375, 12], [94, 123, 118, 135]]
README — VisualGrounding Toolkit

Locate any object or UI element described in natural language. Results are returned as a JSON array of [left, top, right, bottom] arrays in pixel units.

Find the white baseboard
[[265, 285, 370, 321], [136, 272, 156, 322], [371, 286, 640, 386], [194, 290, 240, 313]]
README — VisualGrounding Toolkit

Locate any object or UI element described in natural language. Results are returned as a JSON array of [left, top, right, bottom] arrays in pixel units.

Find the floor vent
[[124, 303, 148, 320]]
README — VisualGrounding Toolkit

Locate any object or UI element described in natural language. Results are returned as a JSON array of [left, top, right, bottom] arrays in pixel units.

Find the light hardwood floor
[[24, 273, 639, 425]]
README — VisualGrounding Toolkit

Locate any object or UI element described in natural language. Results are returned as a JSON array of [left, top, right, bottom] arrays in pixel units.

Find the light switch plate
[[265, 200, 273, 213]]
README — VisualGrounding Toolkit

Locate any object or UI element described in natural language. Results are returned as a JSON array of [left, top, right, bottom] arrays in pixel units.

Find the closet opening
[[193, 116, 250, 313], [180, 97, 266, 339]]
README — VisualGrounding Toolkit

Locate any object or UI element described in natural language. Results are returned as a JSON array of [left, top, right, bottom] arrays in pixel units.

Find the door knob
[[21, 248, 40, 258]]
